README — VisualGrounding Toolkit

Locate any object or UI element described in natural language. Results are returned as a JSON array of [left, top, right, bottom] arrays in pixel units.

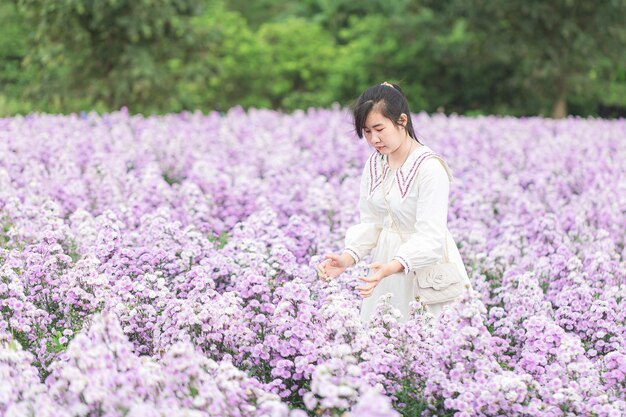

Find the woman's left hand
[[356, 260, 404, 298], [356, 262, 387, 298]]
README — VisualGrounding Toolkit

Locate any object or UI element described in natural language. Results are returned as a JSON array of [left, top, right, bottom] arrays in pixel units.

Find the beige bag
[[381, 155, 464, 305], [411, 238, 464, 305]]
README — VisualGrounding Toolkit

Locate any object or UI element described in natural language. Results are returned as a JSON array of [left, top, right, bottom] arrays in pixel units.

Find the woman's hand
[[356, 260, 404, 298], [317, 252, 354, 281]]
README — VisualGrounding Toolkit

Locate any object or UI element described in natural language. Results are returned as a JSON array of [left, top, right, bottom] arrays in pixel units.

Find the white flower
[[505, 391, 518, 402], [461, 327, 479, 338]]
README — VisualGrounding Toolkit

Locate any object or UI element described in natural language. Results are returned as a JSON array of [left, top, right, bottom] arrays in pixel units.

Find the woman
[[317, 82, 472, 323]]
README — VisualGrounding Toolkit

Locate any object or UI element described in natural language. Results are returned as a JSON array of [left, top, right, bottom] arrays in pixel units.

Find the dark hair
[[351, 82, 421, 144]]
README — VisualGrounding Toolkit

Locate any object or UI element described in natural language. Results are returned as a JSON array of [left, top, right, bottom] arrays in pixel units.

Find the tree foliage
[[1, 0, 625, 117], [14, 0, 203, 112], [442, 0, 626, 117]]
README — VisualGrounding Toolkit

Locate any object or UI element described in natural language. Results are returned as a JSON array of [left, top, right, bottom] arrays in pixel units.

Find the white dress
[[343, 144, 472, 323]]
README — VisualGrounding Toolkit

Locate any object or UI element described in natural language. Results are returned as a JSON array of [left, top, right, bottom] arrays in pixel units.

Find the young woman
[[317, 82, 472, 323]]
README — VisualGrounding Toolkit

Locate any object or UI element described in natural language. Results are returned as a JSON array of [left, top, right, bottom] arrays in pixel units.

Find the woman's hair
[[351, 82, 421, 144]]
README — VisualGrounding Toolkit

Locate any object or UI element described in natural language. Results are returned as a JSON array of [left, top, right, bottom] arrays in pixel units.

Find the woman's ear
[[398, 113, 408, 127]]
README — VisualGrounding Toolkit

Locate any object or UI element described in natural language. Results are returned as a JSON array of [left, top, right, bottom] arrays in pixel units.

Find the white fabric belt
[[381, 227, 413, 235]]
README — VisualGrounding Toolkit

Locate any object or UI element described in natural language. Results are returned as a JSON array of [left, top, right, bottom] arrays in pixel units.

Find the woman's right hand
[[317, 253, 353, 281]]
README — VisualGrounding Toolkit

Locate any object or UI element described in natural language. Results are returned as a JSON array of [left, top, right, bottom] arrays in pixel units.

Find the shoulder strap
[[429, 155, 454, 182]]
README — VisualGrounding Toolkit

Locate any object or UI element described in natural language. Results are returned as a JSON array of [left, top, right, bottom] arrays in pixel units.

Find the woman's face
[[362, 109, 408, 154]]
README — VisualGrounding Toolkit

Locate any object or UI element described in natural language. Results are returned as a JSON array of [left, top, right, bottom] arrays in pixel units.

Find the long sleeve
[[392, 157, 450, 274], [342, 162, 383, 264]]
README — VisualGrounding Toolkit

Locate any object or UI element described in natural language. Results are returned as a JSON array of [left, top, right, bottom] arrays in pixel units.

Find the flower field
[[0, 107, 625, 416]]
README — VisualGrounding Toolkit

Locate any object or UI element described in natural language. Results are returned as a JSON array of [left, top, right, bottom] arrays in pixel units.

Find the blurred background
[[1, 0, 625, 118]]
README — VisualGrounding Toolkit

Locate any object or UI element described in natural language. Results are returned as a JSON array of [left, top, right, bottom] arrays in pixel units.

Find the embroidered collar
[[366, 145, 440, 201], [381, 145, 431, 172]]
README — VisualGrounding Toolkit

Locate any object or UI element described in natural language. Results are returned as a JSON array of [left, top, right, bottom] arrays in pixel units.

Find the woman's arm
[[319, 157, 383, 281], [392, 157, 450, 274]]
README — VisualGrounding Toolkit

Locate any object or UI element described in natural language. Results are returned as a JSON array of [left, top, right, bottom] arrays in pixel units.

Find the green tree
[[15, 0, 206, 113], [0, 2, 34, 115], [572, 57, 626, 116], [443, 0, 626, 118], [293, 0, 412, 39], [173, 1, 273, 111], [222, 0, 299, 29], [331, 13, 430, 110], [3, 0, 625, 117], [255, 17, 339, 110], [174, 6, 340, 112]]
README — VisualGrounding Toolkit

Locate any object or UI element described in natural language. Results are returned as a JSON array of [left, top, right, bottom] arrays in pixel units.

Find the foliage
[[0, 3, 35, 115], [255, 17, 338, 110], [14, 0, 204, 113], [1, 0, 625, 117], [171, 1, 271, 112], [439, 0, 626, 117]]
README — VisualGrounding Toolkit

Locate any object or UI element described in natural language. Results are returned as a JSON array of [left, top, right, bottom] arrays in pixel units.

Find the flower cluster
[[0, 109, 624, 415]]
